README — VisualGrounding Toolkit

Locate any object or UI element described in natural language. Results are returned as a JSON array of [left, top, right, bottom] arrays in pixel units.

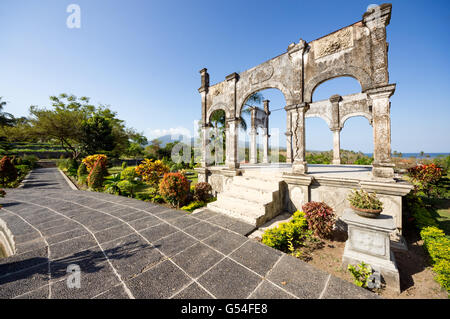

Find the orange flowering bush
[[135, 159, 169, 186], [159, 172, 190, 207], [408, 164, 443, 197], [82, 154, 107, 172]]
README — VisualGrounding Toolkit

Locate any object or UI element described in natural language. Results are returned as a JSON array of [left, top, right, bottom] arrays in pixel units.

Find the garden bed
[[253, 223, 447, 298]]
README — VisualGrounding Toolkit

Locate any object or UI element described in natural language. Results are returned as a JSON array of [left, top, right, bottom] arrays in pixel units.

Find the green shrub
[[22, 155, 38, 168], [406, 194, 450, 293], [120, 166, 138, 181], [348, 262, 372, 288], [194, 182, 212, 202], [181, 200, 206, 212], [117, 180, 135, 197], [302, 201, 336, 238], [262, 211, 309, 252], [57, 158, 77, 171], [78, 174, 88, 186], [15, 164, 31, 177], [121, 161, 128, 170], [135, 192, 152, 201], [420, 226, 450, 292], [0, 156, 17, 186], [159, 172, 190, 207], [77, 163, 88, 180]]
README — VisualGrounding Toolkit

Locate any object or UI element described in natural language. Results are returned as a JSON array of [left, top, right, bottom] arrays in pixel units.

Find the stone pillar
[[225, 117, 240, 169], [263, 100, 270, 164], [198, 68, 210, 168], [331, 128, 341, 165], [286, 103, 309, 174], [200, 124, 211, 167], [262, 128, 270, 164], [249, 127, 257, 164], [285, 110, 293, 163], [366, 84, 396, 179], [329, 94, 342, 165]]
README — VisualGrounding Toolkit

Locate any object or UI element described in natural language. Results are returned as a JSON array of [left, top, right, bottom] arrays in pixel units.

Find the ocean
[[364, 153, 450, 159]]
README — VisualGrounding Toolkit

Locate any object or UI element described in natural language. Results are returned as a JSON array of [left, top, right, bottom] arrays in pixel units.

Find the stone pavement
[[0, 168, 378, 299]]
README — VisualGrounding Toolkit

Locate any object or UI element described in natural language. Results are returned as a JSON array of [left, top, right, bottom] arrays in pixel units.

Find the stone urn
[[350, 205, 382, 219]]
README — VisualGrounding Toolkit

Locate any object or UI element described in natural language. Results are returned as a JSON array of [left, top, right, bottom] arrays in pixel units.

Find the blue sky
[[0, 0, 449, 153]]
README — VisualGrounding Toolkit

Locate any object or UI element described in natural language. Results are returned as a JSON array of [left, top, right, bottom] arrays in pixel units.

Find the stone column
[[262, 128, 270, 164], [329, 95, 342, 165], [225, 117, 240, 169], [249, 127, 257, 164], [263, 100, 270, 164], [366, 84, 396, 179], [286, 103, 309, 174], [200, 124, 211, 167], [331, 128, 341, 165], [285, 110, 293, 163]]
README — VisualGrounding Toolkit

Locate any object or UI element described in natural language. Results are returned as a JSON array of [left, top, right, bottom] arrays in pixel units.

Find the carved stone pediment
[[314, 27, 354, 59]]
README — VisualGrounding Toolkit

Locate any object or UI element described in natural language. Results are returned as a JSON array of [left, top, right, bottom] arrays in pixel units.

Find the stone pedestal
[[341, 209, 400, 293]]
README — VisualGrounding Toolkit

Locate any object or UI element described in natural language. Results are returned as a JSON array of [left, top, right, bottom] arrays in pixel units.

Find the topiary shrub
[[301, 201, 336, 239], [194, 182, 212, 202], [87, 158, 107, 191], [159, 172, 190, 207], [0, 156, 17, 186]]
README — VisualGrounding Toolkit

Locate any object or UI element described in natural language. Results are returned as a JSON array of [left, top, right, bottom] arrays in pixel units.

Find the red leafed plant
[[194, 182, 212, 202], [0, 156, 17, 187], [87, 158, 107, 190], [301, 201, 336, 238], [159, 172, 190, 207], [407, 163, 442, 196]]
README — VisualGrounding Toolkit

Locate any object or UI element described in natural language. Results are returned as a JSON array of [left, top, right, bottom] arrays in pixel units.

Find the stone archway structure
[[199, 3, 396, 180]]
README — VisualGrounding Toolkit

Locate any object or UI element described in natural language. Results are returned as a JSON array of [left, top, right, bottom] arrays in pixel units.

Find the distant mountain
[[148, 134, 194, 147]]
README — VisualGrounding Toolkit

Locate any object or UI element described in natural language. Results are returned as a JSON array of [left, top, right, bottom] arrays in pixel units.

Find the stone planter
[[350, 205, 382, 219]]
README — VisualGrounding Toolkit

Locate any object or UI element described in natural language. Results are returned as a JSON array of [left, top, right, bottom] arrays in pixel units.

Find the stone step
[[221, 185, 274, 203], [231, 176, 280, 190], [207, 200, 266, 226], [217, 193, 269, 208]]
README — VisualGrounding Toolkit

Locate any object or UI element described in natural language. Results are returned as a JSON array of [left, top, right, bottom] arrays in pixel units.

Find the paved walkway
[[0, 168, 377, 299]]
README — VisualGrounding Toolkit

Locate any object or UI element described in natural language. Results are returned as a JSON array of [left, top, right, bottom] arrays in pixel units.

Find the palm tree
[[241, 92, 264, 131], [0, 97, 14, 127]]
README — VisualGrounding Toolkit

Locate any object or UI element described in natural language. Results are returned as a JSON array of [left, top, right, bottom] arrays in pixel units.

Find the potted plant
[[347, 189, 383, 218]]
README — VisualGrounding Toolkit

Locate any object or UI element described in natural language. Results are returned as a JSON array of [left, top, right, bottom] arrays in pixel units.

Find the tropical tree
[[29, 94, 147, 159]]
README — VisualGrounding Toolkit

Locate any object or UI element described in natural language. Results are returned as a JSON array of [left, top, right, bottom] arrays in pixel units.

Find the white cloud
[[146, 126, 192, 139]]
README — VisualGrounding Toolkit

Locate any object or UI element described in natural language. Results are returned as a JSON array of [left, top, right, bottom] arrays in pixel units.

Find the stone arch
[[305, 113, 331, 127], [304, 66, 373, 103], [206, 103, 232, 125], [237, 84, 292, 117], [340, 112, 373, 128]]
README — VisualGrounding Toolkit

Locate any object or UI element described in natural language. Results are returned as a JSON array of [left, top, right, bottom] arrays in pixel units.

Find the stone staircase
[[206, 170, 286, 227]]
